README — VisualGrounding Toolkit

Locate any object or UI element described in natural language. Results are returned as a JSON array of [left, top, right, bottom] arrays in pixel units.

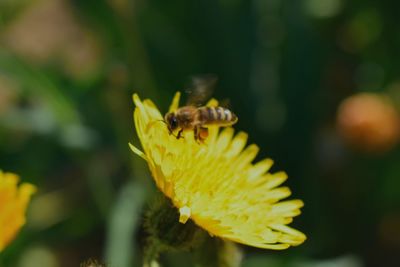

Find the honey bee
[[164, 75, 238, 143]]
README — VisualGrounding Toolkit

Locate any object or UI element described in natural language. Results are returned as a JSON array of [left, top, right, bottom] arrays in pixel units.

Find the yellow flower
[[130, 93, 306, 249], [0, 171, 36, 252]]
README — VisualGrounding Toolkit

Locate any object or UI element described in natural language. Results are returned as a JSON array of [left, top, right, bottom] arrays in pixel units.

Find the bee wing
[[185, 74, 218, 106]]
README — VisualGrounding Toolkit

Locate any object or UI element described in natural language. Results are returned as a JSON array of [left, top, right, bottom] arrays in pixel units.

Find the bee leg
[[194, 126, 200, 143], [176, 129, 184, 139]]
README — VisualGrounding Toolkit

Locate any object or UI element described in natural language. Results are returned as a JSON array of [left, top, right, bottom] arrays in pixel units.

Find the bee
[[164, 74, 238, 143]]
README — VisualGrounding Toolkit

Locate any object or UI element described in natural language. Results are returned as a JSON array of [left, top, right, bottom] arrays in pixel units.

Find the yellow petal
[[0, 171, 36, 252], [128, 143, 147, 161], [168, 91, 181, 113], [206, 98, 219, 107]]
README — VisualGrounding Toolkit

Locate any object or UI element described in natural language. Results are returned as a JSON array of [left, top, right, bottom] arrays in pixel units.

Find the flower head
[[130, 93, 306, 249], [0, 171, 36, 252]]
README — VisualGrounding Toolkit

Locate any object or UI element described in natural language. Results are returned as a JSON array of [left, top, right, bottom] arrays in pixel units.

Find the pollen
[[130, 92, 306, 249]]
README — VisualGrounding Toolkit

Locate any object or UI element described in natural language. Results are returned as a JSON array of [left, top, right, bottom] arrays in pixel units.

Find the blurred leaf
[[0, 51, 80, 124], [105, 180, 147, 267]]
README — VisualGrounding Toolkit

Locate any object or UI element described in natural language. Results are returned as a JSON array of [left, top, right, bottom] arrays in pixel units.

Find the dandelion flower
[[0, 171, 36, 252], [130, 93, 306, 249]]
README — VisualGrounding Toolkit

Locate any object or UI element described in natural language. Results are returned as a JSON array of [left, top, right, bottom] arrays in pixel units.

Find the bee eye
[[165, 113, 178, 130], [170, 117, 178, 129]]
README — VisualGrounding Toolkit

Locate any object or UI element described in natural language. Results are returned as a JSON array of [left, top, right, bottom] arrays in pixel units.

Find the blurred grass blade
[[105, 180, 146, 267]]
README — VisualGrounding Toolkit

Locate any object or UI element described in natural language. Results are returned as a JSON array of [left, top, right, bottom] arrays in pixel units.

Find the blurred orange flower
[[337, 93, 400, 152], [0, 171, 36, 252]]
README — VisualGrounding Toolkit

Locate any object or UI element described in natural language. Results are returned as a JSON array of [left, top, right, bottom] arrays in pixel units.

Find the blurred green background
[[1, 0, 400, 266]]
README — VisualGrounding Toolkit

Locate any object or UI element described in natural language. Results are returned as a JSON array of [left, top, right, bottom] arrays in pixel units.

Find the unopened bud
[[144, 196, 205, 263]]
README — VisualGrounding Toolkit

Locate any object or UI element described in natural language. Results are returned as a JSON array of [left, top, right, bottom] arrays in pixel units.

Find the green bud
[[144, 195, 206, 263]]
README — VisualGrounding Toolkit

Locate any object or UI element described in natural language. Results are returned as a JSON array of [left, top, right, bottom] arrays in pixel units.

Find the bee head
[[164, 112, 179, 132]]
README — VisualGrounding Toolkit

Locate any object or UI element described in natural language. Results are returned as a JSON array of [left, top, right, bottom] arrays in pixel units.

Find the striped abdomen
[[198, 106, 238, 126]]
